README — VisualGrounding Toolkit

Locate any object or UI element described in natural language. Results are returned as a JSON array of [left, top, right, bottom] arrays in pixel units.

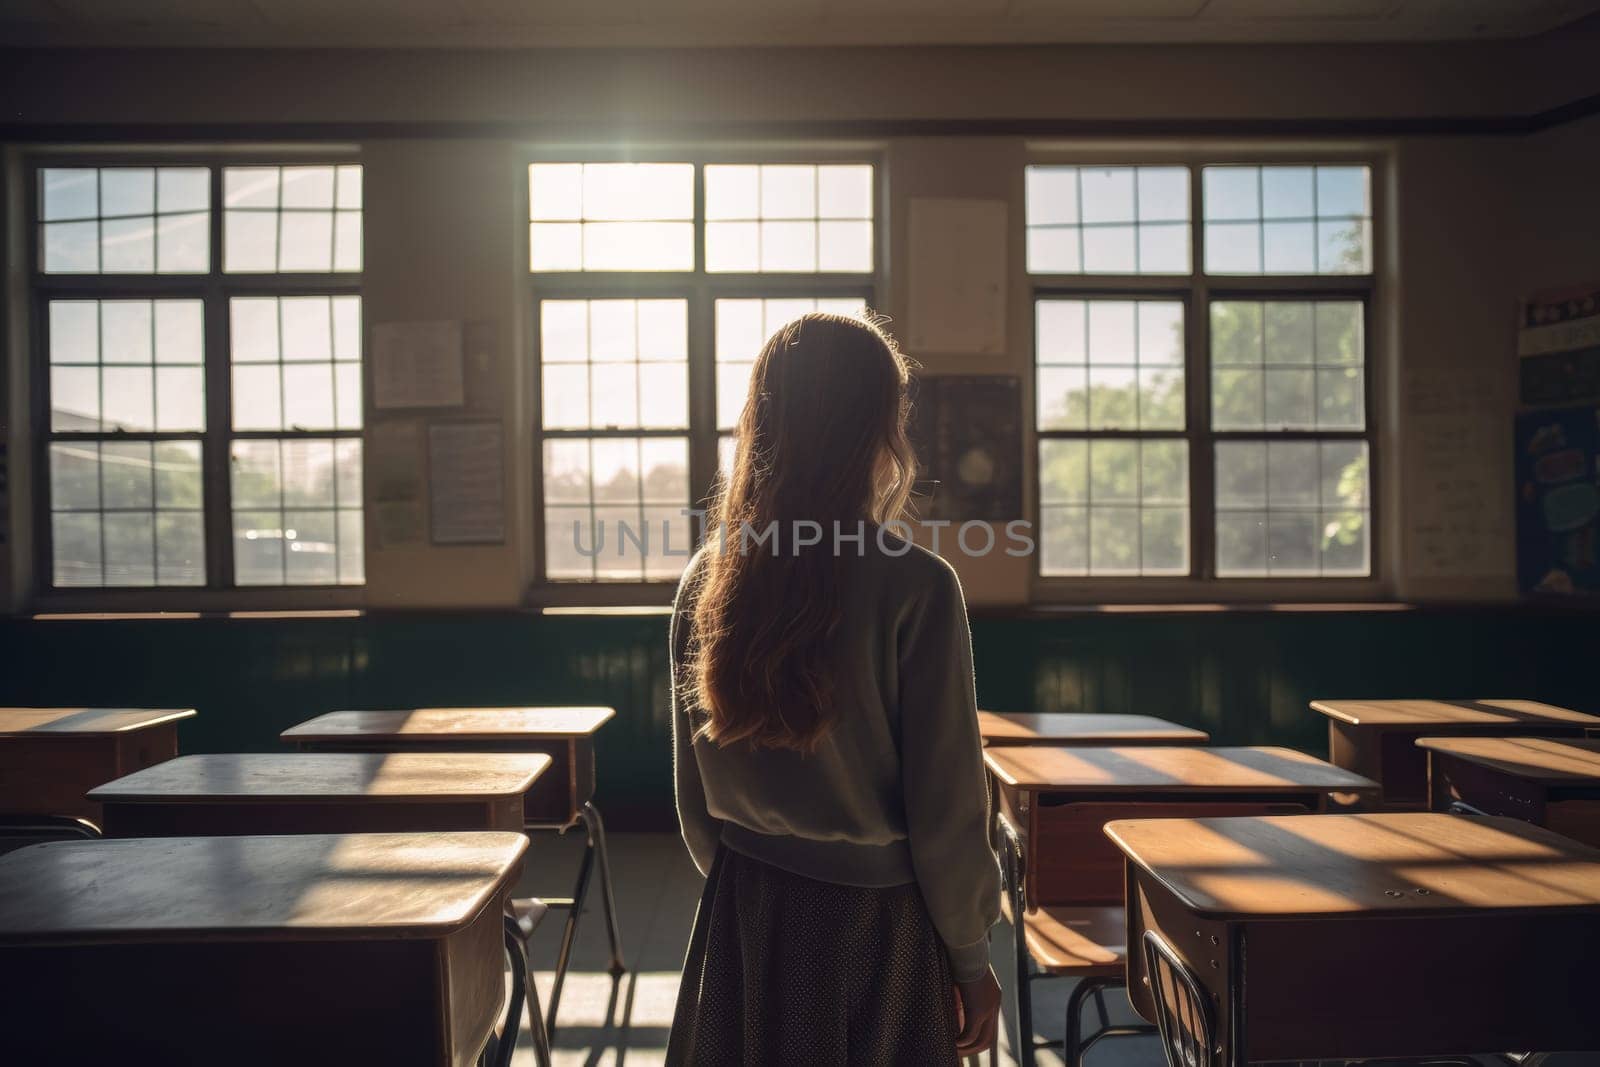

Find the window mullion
[[204, 163, 234, 589], [1188, 164, 1214, 581]]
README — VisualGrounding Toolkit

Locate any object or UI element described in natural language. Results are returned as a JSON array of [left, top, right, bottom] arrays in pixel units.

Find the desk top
[[0, 832, 527, 944], [282, 706, 616, 742], [1417, 736, 1600, 785], [983, 745, 1377, 794], [977, 711, 1209, 745], [1105, 812, 1600, 920], [87, 752, 551, 803], [0, 707, 196, 737], [1310, 699, 1599, 729]]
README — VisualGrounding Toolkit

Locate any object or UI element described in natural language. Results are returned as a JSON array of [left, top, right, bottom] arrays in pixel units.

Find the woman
[[667, 313, 1002, 1065]]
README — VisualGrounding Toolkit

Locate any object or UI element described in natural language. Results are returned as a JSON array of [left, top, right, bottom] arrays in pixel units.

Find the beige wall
[[3, 35, 1597, 610]]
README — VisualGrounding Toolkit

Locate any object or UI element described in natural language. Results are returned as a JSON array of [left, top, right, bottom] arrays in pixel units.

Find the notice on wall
[[368, 420, 425, 548], [1404, 369, 1513, 579], [427, 420, 505, 545], [373, 320, 464, 410], [907, 198, 1007, 356], [1519, 283, 1600, 406]]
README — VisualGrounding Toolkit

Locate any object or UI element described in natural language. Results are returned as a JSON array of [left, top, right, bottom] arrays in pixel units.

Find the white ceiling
[[2, 0, 1597, 48]]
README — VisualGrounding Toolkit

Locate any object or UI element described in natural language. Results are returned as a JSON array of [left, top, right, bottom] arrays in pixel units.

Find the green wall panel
[[2, 607, 1594, 828]]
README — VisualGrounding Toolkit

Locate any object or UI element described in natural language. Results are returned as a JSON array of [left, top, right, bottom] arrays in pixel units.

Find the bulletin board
[[907, 375, 1023, 522], [1515, 404, 1600, 596]]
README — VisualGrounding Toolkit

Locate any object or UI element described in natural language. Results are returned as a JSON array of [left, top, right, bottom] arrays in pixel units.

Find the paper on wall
[[372, 320, 465, 410], [428, 420, 505, 545]]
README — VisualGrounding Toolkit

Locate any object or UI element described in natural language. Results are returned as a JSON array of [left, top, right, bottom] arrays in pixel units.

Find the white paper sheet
[[372, 321, 464, 410]]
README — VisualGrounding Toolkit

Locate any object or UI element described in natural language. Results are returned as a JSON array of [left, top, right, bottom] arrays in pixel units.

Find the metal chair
[[1000, 817, 1155, 1067], [1142, 930, 1215, 1067], [0, 813, 101, 856]]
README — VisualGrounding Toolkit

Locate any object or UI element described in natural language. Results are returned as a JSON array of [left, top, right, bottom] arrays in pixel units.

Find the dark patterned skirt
[[667, 845, 961, 1067]]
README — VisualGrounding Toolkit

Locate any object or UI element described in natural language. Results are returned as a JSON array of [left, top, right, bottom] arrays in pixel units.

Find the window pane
[[542, 437, 691, 581], [230, 295, 362, 431], [1036, 299, 1185, 431], [48, 441, 205, 588], [48, 299, 204, 433], [231, 438, 363, 586], [1210, 300, 1365, 430], [703, 163, 875, 274], [1203, 165, 1371, 275], [540, 299, 688, 431], [529, 163, 694, 272], [1215, 441, 1369, 577], [1026, 166, 1190, 274], [224, 164, 361, 273], [40, 166, 210, 275], [1039, 439, 1188, 576], [713, 297, 867, 429]]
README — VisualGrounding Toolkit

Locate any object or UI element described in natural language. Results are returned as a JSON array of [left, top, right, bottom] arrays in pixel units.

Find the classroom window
[[704, 165, 874, 273], [529, 163, 695, 271], [1025, 166, 1190, 274], [1029, 158, 1375, 584], [1202, 165, 1370, 275], [223, 165, 363, 273], [40, 167, 210, 274], [530, 156, 878, 585], [34, 157, 365, 593]]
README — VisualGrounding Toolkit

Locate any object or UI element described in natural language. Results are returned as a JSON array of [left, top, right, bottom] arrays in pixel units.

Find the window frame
[[1025, 144, 1386, 603], [524, 145, 885, 603], [25, 148, 366, 610]]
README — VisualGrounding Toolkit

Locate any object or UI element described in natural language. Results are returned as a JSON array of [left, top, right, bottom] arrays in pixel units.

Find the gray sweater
[[670, 536, 1002, 981]]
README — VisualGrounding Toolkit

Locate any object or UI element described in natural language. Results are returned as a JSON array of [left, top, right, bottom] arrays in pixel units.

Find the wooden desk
[[977, 711, 1209, 747], [985, 745, 1377, 906], [0, 832, 526, 1066], [1311, 698, 1600, 808], [985, 744, 1376, 1067], [89, 752, 549, 838], [1108, 812, 1600, 1063], [0, 707, 195, 822], [280, 707, 623, 1034], [281, 707, 613, 827], [1419, 735, 1600, 847]]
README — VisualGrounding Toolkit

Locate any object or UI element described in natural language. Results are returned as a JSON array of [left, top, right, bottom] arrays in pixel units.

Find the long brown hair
[[689, 313, 917, 753]]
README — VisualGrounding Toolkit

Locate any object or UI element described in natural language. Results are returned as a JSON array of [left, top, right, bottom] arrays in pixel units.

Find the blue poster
[[1516, 405, 1600, 595]]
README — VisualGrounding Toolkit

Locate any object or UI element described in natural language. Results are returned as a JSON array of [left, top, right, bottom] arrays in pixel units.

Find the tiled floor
[[508, 830, 1163, 1067]]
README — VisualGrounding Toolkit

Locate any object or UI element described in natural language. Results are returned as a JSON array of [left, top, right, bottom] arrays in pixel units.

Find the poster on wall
[[1515, 404, 1600, 596], [907, 375, 1022, 522], [1519, 283, 1600, 406], [372, 320, 465, 410], [427, 420, 506, 545]]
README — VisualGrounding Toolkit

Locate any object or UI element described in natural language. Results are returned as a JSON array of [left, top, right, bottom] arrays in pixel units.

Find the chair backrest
[[1028, 798, 1309, 908], [1143, 929, 1216, 1067], [0, 813, 102, 858]]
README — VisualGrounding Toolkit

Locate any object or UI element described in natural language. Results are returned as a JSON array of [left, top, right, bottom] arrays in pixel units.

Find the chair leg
[[1063, 976, 1097, 1067], [582, 801, 626, 976], [545, 822, 598, 1038], [495, 919, 530, 1067], [1000, 822, 1036, 1067]]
